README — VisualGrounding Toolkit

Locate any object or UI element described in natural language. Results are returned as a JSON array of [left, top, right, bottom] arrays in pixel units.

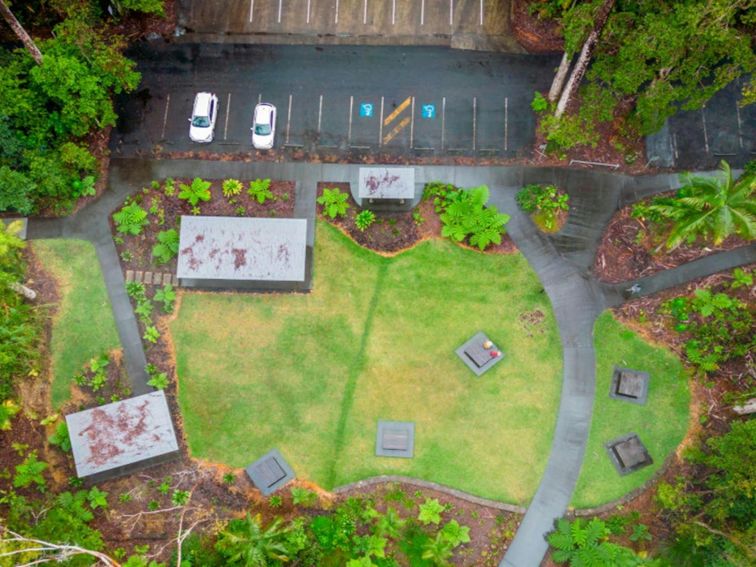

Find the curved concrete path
[[25, 160, 755, 566]]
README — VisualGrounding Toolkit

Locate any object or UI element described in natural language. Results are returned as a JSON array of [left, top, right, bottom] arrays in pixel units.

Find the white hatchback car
[[251, 103, 276, 150], [188, 92, 218, 143]]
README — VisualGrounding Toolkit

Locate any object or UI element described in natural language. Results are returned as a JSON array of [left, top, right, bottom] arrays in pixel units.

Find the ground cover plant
[[571, 312, 690, 508], [30, 240, 120, 408], [516, 183, 570, 233], [111, 177, 295, 274]]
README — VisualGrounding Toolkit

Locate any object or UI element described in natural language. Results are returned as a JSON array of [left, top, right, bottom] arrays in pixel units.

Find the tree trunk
[[555, 0, 615, 117], [549, 52, 573, 102], [733, 398, 756, 415], [0, 0, 43, 65]]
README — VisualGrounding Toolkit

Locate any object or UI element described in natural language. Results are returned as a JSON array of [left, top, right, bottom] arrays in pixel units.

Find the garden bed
[[111, 178, 295, 275], [594, 197, 750, 283], [316, 182, 516, 255]]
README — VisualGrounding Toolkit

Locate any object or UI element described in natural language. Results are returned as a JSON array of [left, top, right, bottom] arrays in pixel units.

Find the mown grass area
[[171, 222, 563, 504], [572, 311, 690, 508], [32, 240, 120, 408], [171, 224, 692, 506]]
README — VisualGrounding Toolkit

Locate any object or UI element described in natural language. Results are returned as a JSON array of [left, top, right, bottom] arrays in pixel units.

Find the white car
[[188, 92, 218, 143], [251, 103, 276, 149]]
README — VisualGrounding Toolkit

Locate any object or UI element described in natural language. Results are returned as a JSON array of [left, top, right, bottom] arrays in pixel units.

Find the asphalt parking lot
[[112, 43, 557, 158], [647, 78, 755, 170]]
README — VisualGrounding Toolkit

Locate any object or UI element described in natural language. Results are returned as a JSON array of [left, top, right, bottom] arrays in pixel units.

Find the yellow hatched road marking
[[383, 96, 412, 126], [382, 116, 411, 145]]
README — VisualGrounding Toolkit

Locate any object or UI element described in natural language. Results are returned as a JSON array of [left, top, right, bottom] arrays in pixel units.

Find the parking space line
[[504, 97, 508, 151], [363, 0, 368, 24], [278, 0, 282, 23], [701, 107, 709, 154], [348, 95, 353, 142], [379, 97, 384, 146], [258, 93, 262, 104], [672, 133, 679, 160], [441, 96, 446, 150], [473, 96, 477, 151], [735, 103, 744, 149], [392, 0, 396, 25], [410, 96, 415, 148], [449, 0, 453, 26], [224, 93, 231, 140], [421, 0, 424, 25], [306, 0, 311, 23], [480, 0, 483, 26], [286, 94, 292, 144], [317, 95, 323, 134], [249, 0, 254, 23], [160, 94, 170, 140], [335, 0, 339, 24], [384, 96, 412, 126]]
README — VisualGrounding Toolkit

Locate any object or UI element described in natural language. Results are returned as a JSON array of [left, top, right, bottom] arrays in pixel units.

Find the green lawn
[[171, 224, 690, 506], [171, 222, 563, 504], [571, 311, 690, 508], [32, 240, 120, 408]]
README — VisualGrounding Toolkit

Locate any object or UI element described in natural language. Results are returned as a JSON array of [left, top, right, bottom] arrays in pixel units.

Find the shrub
[[222, 178, 244, 198], [178, 177, 212, 207], [317, 187, 350, 218], [354, 210, 376, 231], [438, 185, 510, 250], [0, 400, 20, 431], [154, 283, 176, 313], [143, 326, 160, 344], [547, 517, 648, 565], [290, 487, 318, 507], [531, 91, 549, 112], [516, 184, 570, 231], [14, 451, 48, 491], [113, 202, 148, 235], [248, 178, 274, 204], [151, 229, 179, 264], [0, 166, 35, 215], [48, 421, 72, 453], [163, 177, 176, 197]]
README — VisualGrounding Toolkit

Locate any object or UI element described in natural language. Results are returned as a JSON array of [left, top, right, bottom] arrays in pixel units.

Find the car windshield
[[192, 116, 210, 128], [255, 124, 271, 135]]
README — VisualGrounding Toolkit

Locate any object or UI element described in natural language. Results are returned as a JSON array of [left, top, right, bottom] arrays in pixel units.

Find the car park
[[251, 103, 276, 149], [189, 92, 218, 143]]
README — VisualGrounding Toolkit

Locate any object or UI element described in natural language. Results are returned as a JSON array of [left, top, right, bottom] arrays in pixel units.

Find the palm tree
[[646, 160, 756, 250], [215, 513, 292, 566]]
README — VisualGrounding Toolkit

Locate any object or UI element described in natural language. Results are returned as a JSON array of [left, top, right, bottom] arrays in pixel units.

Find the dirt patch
[[111, 178, 295, 275], [511, 0, 564, 53], [594, 197, 751, 283]]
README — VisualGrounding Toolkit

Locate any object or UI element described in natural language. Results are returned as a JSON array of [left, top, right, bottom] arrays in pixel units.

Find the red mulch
[[594, 196, 751, 283], [511, 0, 564, 53], [112, 178, 295, 274]]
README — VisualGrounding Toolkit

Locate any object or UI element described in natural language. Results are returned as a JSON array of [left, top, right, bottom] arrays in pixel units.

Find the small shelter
[[177, 216, 311, 291], [66, 391, 179, 483], [353, 167, 421, 212]]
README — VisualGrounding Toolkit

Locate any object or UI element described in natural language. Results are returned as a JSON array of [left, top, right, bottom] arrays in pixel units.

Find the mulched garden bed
[[111, 178, 295, 275], [316, 182, 517, 255], [594, 197, 750, 283], [511, 0, 564, 53]]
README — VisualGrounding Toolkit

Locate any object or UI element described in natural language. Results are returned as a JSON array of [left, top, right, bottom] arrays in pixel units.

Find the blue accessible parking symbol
[[359, 103, 374, 118], [421, 104, 435, 119]]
